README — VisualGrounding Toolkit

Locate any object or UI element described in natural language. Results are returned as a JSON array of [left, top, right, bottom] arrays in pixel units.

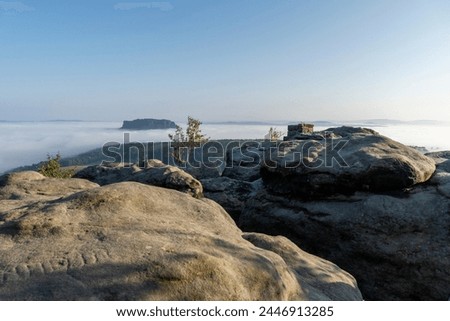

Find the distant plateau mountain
[[121, 118, 177, 130]]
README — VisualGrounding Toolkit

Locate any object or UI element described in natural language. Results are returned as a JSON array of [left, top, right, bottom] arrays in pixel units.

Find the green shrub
[[169, 116, 209, 164], [38, 153, 74, 178]]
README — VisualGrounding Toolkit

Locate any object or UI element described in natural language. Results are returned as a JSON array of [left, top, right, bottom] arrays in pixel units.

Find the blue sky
[[0, 0, 449, 122]]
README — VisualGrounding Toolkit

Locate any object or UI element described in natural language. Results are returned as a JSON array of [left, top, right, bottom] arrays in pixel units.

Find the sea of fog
[[0, 121, 449, 174]]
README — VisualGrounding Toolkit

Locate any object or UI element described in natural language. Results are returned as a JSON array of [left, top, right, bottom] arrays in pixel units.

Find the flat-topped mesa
[[284, 123, 316, 141], [121, 118, 177, 130]]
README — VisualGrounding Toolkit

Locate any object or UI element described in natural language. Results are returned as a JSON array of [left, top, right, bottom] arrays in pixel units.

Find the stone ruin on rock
[[284, 123, 315, 141]]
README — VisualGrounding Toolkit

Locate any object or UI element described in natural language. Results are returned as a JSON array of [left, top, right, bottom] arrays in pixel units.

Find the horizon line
[[0, 118, 448, 124]]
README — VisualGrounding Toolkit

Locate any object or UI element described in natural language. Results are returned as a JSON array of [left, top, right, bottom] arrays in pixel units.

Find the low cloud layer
[[0, 122, 278, 174], [0, 1, 33, 12], [0, 121, 447, 174], [114, 2, 174, 12]]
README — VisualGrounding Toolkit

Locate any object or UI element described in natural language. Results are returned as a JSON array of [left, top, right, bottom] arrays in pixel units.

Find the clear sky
[[1, 0, 449, 122]]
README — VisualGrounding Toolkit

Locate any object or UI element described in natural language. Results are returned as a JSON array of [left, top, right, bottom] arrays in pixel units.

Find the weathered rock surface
[[74, 161, 203, 198], [0, 175, 362, 300], [184, 164, 224, 180], [132, 161, 203, 198], [222, 166, 261, 182], [261, 127, 436, 197], [73, 163, 140, 185], [172, 143, 227, 180], [427, 152, 450, 199], [243, 233, 362, 301], [240, 153, 450, 300], [222, 142, 265, 182], [0, 171, 99, 202], [201, 177, 262, 222]]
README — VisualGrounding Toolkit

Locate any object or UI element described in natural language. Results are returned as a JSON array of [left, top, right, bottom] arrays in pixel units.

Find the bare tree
[[266, 127, 284, 141]]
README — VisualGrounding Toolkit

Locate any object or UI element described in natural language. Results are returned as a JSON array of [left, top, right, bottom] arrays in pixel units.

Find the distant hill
[[121, 118, 177, 130], [8, 139, 259, 173], [9, 147, 110, 173]]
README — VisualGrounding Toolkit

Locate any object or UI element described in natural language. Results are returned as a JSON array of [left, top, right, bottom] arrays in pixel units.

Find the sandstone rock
[[185, 145, 226, 180], [240, 153, 450, 300], [132, 164, 203, 198], [243, 233, 363, 301], [427, 151, 450, 160], [144, 159, 166, 168], [222, 142, 265, 182], [121, 118, 177, 130], [74, 161, 203, 198], [261, 127, 436, 197], [184, 165, 224, 180], [222, 166, 261, 182], [168, 143, 226, 180], [0, 180, 362, 300], [284, 134, 325, 141], [0, 171, 99, 201], [201, 177, 261, 221], [426, 153, 450, 199]]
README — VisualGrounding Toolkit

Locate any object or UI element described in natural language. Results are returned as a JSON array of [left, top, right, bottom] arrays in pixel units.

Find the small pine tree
[[38, 153, 74, 178], [168, 125, 186, 142], [186, 116, 208, 145], [168, 116, 209, 164]]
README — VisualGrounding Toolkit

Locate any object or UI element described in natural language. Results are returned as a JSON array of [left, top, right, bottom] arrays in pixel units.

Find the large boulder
[[240, 152, 450, 300], [132, 160, 203, 198], [243, 233, 363, 301], [74, 161, 203, 198], [0, 177, 362, 300], [261, 127, 436, 197], [73, 163, 140, 185]]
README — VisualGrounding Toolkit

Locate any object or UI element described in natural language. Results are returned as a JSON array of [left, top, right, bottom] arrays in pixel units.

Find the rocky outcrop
[[201, 177, 262, 222], [221, 142, 265, 182], [180, 147, 225, 180], [0, 171, 98, 202], [240, 153, 450, 300], [121, 118, 177, 130], [73, 163, 140, 185], [5, 125, 443, 301], [243, 233, 362, 301], [74, 161, 203, 198], [0, 173, 362, 300], [427, 152, 450, 198], [132, 160, 203, 198], [261, 127, 436, 197]]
